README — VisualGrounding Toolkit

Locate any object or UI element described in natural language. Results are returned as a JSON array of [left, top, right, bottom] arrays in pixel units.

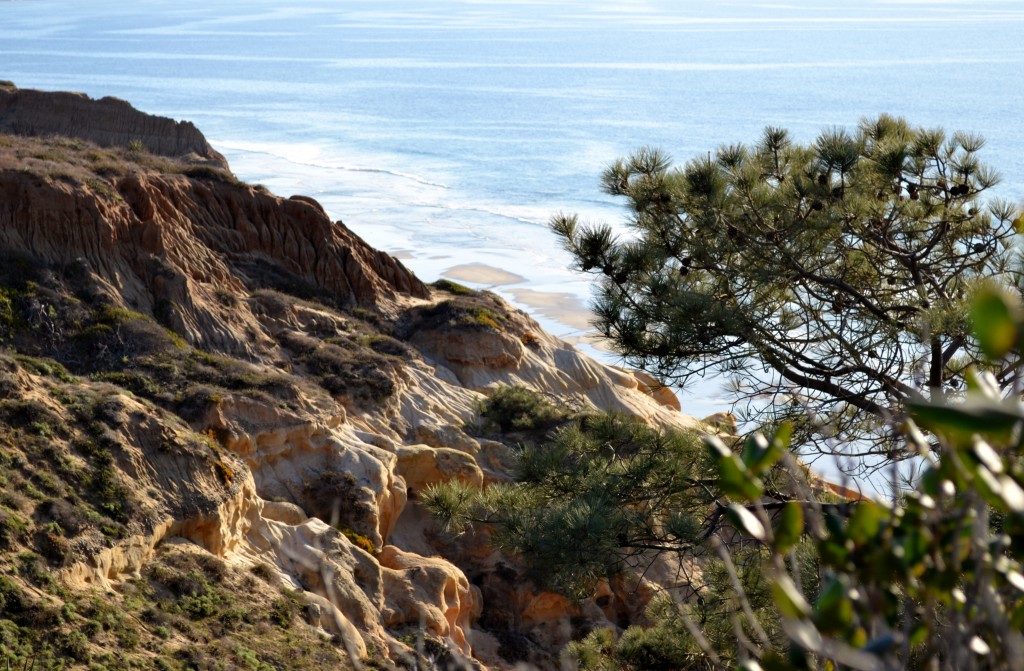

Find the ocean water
[[2, 0, 1024, 425]]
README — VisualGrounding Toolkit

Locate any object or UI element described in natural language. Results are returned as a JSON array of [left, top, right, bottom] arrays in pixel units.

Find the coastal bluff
[[0, 81, 228, 168], [0, 86, 704, 670]]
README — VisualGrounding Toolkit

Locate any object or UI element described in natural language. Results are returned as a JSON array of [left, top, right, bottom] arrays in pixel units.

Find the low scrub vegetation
[[427, 287, 1024, 670], [0, 349, 353, 669], [0, 546, 351, 670], [430, 278, 478, 297], [468, 385, 571, 437], [0, 131, 240, 196], [399, 290, 514, 336]]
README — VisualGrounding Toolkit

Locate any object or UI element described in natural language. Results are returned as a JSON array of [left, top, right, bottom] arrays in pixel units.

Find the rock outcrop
[[0, 81, 228, 167]]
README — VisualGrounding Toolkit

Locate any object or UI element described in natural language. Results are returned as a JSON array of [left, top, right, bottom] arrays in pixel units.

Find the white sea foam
[[217, 140, 453, 190]]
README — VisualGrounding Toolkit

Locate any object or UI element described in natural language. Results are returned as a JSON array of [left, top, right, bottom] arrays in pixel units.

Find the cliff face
[[0, 89, 701, 671], [0, 81, 228, 168], [0, 135, 428, 356]]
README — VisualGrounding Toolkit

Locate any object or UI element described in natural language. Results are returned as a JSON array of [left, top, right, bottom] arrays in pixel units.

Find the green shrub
[[84, 177, 120, 201], [181, 165, 236, 184], [17, 552, 55, 589], [473, 385, 568, 434], [305, 344, 396, 402], [175, 384, 225, 422], [61, 629, 92, 662], [88, 465, 135, 523], [38, 498, 91, 536], [431, 279, 478, 296], [351, 307, 382, 327], [0, 576, 27, 614], [300, 469, 364, 529], [0, 371, 17, 399], [399, 293, 513, 337], [92, 370, 161, 397], [12, 355, 73, 382], [251, 562, 276, 583], [269, 589, 302, 628], [91, 162, 125, 178], [0, 289, 15, 337], [0, 508, 28, 549], [0, 398, 64, 433], [339, 525, 378, 556], [179, 590, 222, 619], [361, 334, 409, 358]]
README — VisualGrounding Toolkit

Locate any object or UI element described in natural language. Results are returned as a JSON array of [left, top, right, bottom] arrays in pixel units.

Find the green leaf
[[898, 528, 930, 573], [973, 465, 1006, 510], [720, 457, 763, 501], [704, 432, 737, 458], [782, 619, 823, 656], [707, 435, 763, 501], [727, 503, 766, 541], [741, 433, 770, 469], [909, 624, 928, 648], [1013, 603, 1024, 631], [971, 439, 1004, 474], [819, 539, 849, 569], [772, 574, 812, 618], [814, 578, 853, 633], [773, 501, 804, 553], [847, 500, 883, 546], [965, 367, 1002, 399], [998, 475, 1024, 513], [705, 434, 733, 460], [908, 398, 1023, 444], [772, 421, 794, 452], [742, 431, 785, 475], [918, 466, 941, 497], [971, 288, 1020, 360]]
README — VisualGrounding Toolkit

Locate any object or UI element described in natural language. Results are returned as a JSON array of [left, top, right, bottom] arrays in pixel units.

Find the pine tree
[[551, 116, 1020, 468]]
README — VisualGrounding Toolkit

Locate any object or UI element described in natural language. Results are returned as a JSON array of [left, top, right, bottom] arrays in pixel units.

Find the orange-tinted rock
[[702, 411, 738, 434], [629, 368, 682, 411], [379, 545, 481, 655], [394, 444, 485, 491]]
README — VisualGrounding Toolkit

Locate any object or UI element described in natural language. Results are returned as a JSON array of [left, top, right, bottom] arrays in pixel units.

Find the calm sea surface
[[2, 0, 1024, 424]]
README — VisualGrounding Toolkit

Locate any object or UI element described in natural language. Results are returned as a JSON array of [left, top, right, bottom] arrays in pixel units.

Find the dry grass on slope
[[0, 353, 359, 671], [0, 132, 240, 197]]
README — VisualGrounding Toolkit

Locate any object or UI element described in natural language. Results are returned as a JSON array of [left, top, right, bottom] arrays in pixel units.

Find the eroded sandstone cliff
[[0, 87, 703, 670], [0, 81, 227, 168]]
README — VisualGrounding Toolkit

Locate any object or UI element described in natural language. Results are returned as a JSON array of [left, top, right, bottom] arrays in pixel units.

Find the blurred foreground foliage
[[426, 284, 1024, 670]]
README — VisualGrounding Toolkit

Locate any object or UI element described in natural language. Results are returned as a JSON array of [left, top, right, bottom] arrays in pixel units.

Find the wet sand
[[442, 263, 527, 286]]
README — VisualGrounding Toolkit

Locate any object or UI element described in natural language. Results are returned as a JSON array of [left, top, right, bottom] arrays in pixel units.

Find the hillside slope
[[0, 85, 702, 670]]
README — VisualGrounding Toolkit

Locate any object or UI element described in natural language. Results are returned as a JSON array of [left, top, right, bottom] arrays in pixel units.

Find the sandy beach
[[441, 263, 597, 334]]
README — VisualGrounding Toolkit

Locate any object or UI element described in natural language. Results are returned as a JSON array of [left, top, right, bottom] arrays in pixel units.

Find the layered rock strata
[[0, 81, 228, 167]]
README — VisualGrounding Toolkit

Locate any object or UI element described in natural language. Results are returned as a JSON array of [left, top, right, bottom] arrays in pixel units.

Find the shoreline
[[217, 146, 732, 421]]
